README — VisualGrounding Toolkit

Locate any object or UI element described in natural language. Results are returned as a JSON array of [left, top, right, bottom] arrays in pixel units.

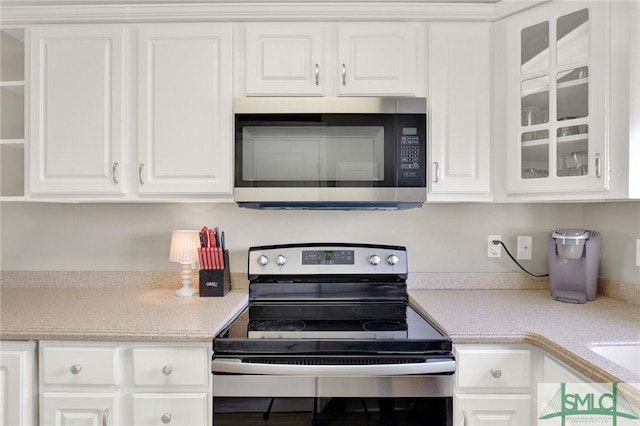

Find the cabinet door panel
[[245, 24, 325, 96], [429, 23, 491, 198], [138, 24, 233, 194], [41, 393, 116, 426], [29, 26, 125, 195], [338, 23, 418, 96], [132, 393, 207, 426], [505, 1, 608, 194], [455, 394, 531, 426], [0, 343, 36, 426]]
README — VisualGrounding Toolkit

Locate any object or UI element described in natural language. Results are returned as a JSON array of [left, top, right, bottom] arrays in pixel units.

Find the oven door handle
[[212, 358, 456, 376]]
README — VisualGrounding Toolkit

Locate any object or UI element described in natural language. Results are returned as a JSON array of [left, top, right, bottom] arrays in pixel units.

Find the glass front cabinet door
[[505, 1, 609, 195]]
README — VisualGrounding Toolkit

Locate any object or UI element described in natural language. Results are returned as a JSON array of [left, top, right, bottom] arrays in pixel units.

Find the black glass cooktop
[[214, 301, 452, 356]]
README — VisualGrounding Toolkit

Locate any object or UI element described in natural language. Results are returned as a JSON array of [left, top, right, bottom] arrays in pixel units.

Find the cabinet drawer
[[42, 346, 119, 385], [132, 347, 208, 386], [456, 348, 531, 389], [132, 393, 208, 426]]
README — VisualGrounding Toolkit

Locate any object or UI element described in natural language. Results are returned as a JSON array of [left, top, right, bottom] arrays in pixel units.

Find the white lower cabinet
[[0, 341, 37, 426], [132, 393, 208, 426], [39, 341, 212, 426], [456, 394, 531, 426], [41, 393, 117, 426], [454, 344, 533, 426]]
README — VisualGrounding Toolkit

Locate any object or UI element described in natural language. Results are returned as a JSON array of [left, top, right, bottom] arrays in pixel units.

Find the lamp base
[[175, 263, 198, 297], [175, 286, 198, 297]]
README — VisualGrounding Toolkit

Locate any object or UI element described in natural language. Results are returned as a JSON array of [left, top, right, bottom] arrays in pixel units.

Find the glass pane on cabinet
[[557, 67, 588, 121], [521, 76, 549, 126], [521, 21, 549, 74], [557, 9, 589, 66], [557, 125, 588, 177], [521, 129, 549, 179]]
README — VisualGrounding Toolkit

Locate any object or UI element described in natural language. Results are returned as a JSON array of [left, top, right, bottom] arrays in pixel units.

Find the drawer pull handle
[[315, 64, 320, 86], [161, 413, 172, 424], [139, 163, 145, 185], [491, 368, 502, 379], [342, 63, 346, 86], [102, 408, 109, 426], [462, 410, 468, 426], [70, 364, 82, 375], [162, 365, 173, 375]]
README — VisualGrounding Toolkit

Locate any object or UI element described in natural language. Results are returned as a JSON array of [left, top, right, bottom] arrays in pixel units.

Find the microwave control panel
[[397, 120, 426, 187]]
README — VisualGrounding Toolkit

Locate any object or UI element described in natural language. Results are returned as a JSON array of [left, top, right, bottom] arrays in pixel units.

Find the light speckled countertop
[[1, 287, 638, 393], [409, 289, 640, 389], [0, 288, 248, 342]]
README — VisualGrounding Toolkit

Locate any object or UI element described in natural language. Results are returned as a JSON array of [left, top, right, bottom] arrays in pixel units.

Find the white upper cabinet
[[502, 1, 608, 196], [427, 23, 492, 201], [243, 22, 422, 97], [137, 24, 233, 195], [29, 25, 126, 195], [337, 23, 419, 96], [244, 24, 325, 96]]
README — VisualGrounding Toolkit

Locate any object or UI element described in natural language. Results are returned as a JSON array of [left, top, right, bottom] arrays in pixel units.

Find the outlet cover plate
[[517, 236, 533, 260], [488, 235, 501, 258]]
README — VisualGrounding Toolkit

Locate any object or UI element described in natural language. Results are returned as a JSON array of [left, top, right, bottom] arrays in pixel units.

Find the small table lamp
[[169, 230, 200, 297]]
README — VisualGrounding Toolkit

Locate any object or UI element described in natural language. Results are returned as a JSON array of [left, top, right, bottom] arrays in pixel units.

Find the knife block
[[199, 250, 231, 297]]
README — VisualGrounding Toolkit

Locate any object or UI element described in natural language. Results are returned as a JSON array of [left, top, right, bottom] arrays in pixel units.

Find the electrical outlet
[[488, 235, 501, 258], [636, 239, 640, 267], [517, 236, 533, 260]]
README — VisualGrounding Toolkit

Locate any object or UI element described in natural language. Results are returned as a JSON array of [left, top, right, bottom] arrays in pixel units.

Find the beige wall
[[1, 201, 638, 284], [583, 201, 640, 284]]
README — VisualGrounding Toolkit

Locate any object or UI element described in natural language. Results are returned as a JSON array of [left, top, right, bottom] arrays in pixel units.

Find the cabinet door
[[244, 23, 325, 96], [0, 342, 36, 426], [137, 24, 233, 194], [41, 393, 117, 426], [132, 393, 208, 426], [428, 23, 491, 200], [29, 26, 125, 195], [338, 23, 419, 96], [505, 1, 608, 194], [455, 394, 531, 426]]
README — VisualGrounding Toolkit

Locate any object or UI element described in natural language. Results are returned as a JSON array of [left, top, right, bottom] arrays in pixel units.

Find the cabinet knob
[[162, 365, 173, 376], [490, 368, 502, 379], [69, 364, 82, 375], [161, 413, 172, 424]]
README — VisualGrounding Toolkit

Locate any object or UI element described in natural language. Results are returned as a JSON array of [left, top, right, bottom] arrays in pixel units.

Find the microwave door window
[[242, 126, 385, 183], [243, 127, 323, 181]]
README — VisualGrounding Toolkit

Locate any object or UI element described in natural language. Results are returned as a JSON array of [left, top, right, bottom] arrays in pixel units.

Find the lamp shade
[[169, 230, 200, 264]]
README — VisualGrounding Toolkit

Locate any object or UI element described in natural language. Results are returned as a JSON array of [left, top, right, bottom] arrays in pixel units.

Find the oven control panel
[[249, 244, 407, 276]]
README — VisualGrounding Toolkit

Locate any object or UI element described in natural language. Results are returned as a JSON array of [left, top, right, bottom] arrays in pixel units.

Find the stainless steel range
[[212, 243, 455, 425]]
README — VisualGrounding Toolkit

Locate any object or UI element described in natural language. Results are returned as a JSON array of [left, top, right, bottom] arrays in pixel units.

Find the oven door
[[212, 358, 453, 426], [213, 375, 452, 426]]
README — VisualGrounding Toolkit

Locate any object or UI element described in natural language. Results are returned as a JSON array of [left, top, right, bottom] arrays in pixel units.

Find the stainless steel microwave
[[234, 97, 427, 210]]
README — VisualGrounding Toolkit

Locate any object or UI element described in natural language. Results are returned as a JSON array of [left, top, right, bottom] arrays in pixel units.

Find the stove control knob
[[275, 254, 287, 267], [369, 254, 381, 266], [257, 255, 269, 266], [387, 254, 399, 266]]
